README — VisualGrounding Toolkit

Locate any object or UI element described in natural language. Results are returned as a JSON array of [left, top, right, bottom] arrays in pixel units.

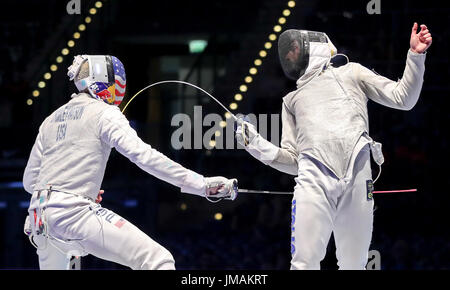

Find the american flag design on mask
[[112, 56, 126, 106]]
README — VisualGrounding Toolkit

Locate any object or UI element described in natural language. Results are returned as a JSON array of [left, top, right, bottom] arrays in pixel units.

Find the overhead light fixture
[[231, 0, 294, 112], [189, 40, 208, 54], [229, 103, 238, 110]]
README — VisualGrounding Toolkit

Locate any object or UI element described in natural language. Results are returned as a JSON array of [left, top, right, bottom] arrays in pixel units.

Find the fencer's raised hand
[[204, 176, 238, 202], [235, 116, 259, 147], [410, 22, 432, 54], [95, 189, 104, 203]]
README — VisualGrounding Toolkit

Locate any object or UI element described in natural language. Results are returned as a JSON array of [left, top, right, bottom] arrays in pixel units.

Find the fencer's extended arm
[[356, 49, 426, 110], [237, 102, 298, 176], [98, 107, 206, 196], [23, 127, 44, 194]]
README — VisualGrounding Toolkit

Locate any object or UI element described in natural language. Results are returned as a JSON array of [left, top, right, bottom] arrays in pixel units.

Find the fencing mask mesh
[[278, 29, 335, 80]]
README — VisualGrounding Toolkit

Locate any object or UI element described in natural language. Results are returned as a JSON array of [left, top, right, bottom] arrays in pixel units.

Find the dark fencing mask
[[278, 29, 337, 80]]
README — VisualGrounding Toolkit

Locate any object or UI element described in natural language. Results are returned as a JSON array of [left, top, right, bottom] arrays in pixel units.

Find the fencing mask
[[278, 29, 337, 81], [68, 55, 126, 106]]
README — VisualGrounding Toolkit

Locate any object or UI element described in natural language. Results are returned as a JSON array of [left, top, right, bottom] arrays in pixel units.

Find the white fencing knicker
[[290, 145, 374, 270], [25, 186, 175, 270]]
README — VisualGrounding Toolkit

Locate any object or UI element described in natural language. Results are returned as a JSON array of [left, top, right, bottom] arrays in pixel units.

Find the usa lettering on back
[[52, 105, 86, 142]]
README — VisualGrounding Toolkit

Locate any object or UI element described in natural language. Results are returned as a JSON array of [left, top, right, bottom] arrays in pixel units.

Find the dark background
[[0, 0, 449, 270]]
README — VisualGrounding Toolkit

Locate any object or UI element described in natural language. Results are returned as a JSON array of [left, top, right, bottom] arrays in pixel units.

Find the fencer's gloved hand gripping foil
[[204, 177, 238, 202], [235, 117, 278, 164], [235, 116, 299, 176]]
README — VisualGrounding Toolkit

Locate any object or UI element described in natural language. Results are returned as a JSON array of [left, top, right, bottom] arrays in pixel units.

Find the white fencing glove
[[204, 177, 238, 202], [235, 116, 258, 147], [235, 116, 279, 165]]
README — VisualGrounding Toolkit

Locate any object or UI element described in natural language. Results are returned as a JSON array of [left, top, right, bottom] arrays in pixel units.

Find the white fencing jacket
[[246, 49, 426, 179], [23, 93, 206, 200]]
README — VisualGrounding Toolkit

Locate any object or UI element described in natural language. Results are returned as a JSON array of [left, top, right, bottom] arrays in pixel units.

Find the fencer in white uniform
[[23, 55, 238, 270], [236, 23, 432, 269]]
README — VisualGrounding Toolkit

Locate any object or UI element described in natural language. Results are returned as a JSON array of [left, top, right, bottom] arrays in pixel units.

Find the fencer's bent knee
[[152, 247, 175, 270], [134, 242, 175, 270]]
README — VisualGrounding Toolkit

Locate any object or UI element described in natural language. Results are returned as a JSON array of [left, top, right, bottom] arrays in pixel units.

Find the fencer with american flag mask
[[22, 55, 238, 270]]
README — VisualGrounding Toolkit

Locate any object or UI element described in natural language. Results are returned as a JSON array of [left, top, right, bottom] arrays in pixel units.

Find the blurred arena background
[[0, 0, 449, 269]]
